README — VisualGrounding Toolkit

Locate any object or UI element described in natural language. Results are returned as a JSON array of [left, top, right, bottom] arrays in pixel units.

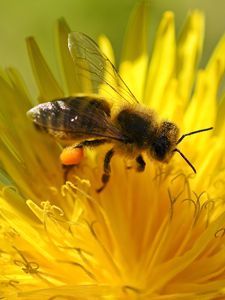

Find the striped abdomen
[[27, 96, 114, 140]]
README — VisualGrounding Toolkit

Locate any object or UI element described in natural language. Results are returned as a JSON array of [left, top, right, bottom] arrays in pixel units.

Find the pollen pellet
[[60, 146, 84, 165]]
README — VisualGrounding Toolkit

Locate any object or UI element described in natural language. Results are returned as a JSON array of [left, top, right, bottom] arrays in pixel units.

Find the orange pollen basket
[[60, 146, 84, 165]]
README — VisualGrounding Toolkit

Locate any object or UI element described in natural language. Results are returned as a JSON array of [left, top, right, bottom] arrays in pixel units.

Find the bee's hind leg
[[136, 154, 146, 172], [62, 139, 109, 182], [96, 148, 114, 193], [62, 164, 76, 182]]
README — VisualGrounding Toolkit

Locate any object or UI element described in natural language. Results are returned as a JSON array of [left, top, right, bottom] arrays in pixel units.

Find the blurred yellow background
[[0, 0, 224, 95]]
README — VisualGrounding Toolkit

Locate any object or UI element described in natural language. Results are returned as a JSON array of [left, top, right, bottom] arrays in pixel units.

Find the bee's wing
[[68, 32, 139, 107], [27, 97, 126, 142]]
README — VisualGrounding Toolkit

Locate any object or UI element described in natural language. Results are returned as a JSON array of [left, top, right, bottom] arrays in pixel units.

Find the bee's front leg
[[96, 148, 114, 193], [135, 154, 146, 172]]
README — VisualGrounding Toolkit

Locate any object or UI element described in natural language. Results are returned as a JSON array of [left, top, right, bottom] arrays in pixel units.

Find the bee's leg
[[136, 154, 146, 172], [62, 164, 76, 182], [96, 148, 114, 193], [62, 139, 109, 182], [76, 139, 109, 148]]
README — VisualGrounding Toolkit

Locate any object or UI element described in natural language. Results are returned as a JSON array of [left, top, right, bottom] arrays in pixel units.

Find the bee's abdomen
[[27, 96, 111, 139]]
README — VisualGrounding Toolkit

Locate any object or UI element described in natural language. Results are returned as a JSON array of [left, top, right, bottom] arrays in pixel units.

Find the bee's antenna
[[173, 148, 196, 173], [176, 127, 213, 145]]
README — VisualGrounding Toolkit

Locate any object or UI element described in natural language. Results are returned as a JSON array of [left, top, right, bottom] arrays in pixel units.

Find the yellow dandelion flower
[[1, 2, 225, 299]]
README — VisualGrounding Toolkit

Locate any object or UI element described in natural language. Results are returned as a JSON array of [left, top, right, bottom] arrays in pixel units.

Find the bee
[[27, 32, 213, 192]]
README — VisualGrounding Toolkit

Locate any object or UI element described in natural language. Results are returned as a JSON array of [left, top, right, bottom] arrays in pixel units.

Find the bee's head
[[150, 121, 179, 162], [150, 123, 213, 173]]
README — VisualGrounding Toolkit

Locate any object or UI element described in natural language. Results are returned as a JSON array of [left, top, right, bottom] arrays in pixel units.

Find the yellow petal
[[208, 34, 225, 133], [147, 211, 225, 292], [97, 35, 118, 102], [26, 37, 63, 100], [206, 34, 225, 88], [144, 11, 176, 109], [68, 32, 94, 93], [177, 11, 204, 105], [98, 35, 115, 65], [56, 18, 81, 95], [120, 0, 149, 100], [184, 70, 216, 131]]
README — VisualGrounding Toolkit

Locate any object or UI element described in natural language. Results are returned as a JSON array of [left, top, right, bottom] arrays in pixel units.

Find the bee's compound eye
[[60, 146, 84, 165], [151, 136, 172, 162]]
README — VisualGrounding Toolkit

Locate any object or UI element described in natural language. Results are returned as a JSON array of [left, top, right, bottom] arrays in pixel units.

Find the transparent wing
[[68, 32, 139, 107]]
